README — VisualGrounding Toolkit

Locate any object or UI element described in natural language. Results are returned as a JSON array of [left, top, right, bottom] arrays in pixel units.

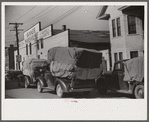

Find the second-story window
[[117, 18, 121, 36], [128, 15, 136, 34], [41, 39, 44, 49], [26, 44, 28, 55], [112, 19, 116, 37], [29, 43, 32, 54]]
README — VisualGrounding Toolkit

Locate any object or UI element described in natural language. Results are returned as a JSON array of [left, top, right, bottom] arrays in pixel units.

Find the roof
[[96, 6, 110, 20], [53, 29, 110, 43], [97, 5, 144, 20]]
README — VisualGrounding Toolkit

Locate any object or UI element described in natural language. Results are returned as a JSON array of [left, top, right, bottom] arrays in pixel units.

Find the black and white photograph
[[1, 2, 147, 120]]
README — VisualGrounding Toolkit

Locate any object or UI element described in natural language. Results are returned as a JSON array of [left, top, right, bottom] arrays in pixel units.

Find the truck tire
[[56, 84, 65, 98], [16, 76, 21, 87], [134, 85, 144, 99], [37, 81, 43, 93], [24, 76, 30, 88]]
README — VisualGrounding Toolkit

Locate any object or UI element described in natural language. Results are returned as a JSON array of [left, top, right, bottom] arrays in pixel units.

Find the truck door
[[113, 62, 128, 90], [112, 62, 121, 90]]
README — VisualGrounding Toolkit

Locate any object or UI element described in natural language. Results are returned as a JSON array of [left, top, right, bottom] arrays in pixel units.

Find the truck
[[96, 56, 144, 99], [17, 47, 104, 98]]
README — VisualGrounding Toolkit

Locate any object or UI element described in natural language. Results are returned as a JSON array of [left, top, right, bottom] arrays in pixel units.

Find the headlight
[[39, 69, 43, 72]]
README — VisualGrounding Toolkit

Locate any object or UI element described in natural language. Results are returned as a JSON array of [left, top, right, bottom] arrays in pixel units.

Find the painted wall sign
[[19, 40, 25, 48], [39, 26, 52, 39], [24, 23, 40, 43]]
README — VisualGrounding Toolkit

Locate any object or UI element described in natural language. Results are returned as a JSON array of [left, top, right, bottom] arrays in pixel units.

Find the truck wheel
[[134, 85, 144, 99], [97, 79, 107, 94], [24, 76, 30, 88], [37, 81, 43, 93], [16, 77, 21, 87], [56, 84, 65, 98]]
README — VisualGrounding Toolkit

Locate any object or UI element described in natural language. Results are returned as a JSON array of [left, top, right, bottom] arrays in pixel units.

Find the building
[[96, 6, 144, 67], [14, 23, 110, 70], [5, 45, 17, 70]]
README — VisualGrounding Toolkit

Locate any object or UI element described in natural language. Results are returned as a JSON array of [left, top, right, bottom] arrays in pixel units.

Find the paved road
[[5, 79, 135, 99]]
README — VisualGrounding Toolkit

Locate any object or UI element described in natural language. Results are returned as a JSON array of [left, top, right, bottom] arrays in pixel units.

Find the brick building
[[5, 45, 17, 70]]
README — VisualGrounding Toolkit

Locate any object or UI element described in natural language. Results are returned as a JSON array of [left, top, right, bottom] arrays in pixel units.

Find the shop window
[[119, 52, 123, 60], [29, 43, 32, 54], [130, 51, 138, 59], [128, 15, 136, 34], [26, 44, 28, 55], [114, 53, 118, 63], [37, 40, 39, 50], [112, 19, 116, 37], [116, 18, 121, 36], [41, 39, 44, 49]]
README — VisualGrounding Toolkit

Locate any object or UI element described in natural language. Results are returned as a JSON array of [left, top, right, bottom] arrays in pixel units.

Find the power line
[[50, 6, 79, 24], [12, 6, 36, 22], [23, 6, 58, 25], [22, 6, 51, 23]]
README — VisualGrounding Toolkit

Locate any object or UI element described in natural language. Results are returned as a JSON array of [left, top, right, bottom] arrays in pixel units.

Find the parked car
[[97, 56, 144, 99], [17, 47, 103, 98], [5, 69, 23, 81], [37, 47, 104, 97], [17, 58, 49, 88]]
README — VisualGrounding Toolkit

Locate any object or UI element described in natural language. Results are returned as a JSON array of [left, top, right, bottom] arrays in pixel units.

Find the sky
[[5, 5, 109, 47]]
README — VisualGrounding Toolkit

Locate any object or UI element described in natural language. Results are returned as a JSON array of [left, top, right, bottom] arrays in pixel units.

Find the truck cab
[[97, 56, 144, 99]]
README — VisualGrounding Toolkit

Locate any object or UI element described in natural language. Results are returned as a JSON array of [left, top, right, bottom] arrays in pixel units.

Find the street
[[5, 79, 135, 99]]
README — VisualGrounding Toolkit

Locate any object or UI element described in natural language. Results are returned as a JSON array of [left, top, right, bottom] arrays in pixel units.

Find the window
[[130, 51, 138, 59], [41, 39, 43, 49], [114, 53, 118, 63], [114, 62, 121, 71], [116, 18, 121, 36], [128, 15, 136, 34], [112, 19, 116, 37], [119, 52, 123, 60], [38, 55, 40, 59], [37, 40, 39, 50], [29, 43, 32, 54], [26, 44, 28, 55]]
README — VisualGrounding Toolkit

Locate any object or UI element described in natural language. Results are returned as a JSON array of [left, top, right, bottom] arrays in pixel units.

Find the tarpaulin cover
[[48, 47, 103, 80], [23, 58, 49, 78], [123, 56, 144, 82]]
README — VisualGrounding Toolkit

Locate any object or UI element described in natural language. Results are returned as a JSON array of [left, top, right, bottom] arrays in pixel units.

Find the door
[[111, 62, 122, 90], [113, 62, 129, 90]]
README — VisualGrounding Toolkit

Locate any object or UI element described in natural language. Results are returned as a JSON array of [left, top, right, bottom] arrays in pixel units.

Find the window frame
[[41, 39, 44, 49], [127, 15, 136, 34], [29, 43, 32, 54], [26, 44, 28, 55], [119, 52, 123, 60], [116, 18, 121, 36], [112, 19, 116, 37]]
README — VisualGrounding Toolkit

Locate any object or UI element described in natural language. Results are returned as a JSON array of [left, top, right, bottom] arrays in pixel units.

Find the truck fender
[[55, 78, 69, 92], [36, 76, 47, 87], [17, 74, 24, 82]]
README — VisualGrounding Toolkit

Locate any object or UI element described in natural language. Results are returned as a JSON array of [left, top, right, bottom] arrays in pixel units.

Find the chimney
[[62, 25, 66, 31]]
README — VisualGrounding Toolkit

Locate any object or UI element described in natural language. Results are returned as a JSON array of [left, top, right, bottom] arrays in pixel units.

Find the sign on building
[[24, 22, 40, 44], [39, 25, 52, 39]]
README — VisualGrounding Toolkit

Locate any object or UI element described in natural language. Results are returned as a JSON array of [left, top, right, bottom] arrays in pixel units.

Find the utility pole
[[9, 22, 23, 70]]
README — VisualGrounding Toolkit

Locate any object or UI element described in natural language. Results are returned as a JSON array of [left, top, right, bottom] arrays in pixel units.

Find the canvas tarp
[[22, 58, 49, 78], [48, 47, 103, 80], [123, 56, 144, 82]]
